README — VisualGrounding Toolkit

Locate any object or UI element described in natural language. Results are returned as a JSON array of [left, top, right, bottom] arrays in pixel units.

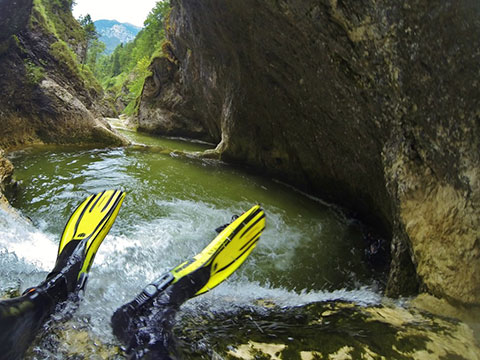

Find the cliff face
[[0, 0, 125, 151], [139, 0, 480, 305], [0, 0, 126, 206]]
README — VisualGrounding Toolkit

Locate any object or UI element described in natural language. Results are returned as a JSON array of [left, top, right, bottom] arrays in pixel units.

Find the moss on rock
[[0, 0, 125, 152]]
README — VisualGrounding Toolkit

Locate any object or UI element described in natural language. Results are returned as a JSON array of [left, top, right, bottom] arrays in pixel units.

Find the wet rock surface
[[20, 297, 480, 359], [173, 300, 480, 360], [139, 0, 480, 305], [0, 150, 14, 209]]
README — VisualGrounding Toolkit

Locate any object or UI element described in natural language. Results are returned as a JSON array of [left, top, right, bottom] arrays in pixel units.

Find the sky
[[72, 0, 159, 27]]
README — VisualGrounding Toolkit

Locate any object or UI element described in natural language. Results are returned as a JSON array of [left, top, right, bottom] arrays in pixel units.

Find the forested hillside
[[88, 1, 170, 116]]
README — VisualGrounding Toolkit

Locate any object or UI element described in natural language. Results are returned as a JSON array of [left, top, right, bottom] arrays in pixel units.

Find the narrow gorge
[[0, 0, 479, 358], [137, 0, 480, 306]]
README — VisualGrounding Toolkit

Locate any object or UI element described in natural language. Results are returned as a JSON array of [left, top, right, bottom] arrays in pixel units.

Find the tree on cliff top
[[52, 0, 76, 11], [78, 14, 98, 65]]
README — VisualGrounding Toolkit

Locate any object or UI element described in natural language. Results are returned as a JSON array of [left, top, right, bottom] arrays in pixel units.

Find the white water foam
[[0, 209, 57, 295], [0, 209, 56, 272], [184, 281, 382, 316], [1, 195, 383, 348]]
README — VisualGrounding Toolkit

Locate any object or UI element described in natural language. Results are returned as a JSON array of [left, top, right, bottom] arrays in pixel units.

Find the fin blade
[[171, 205, 266, 296], [195, 206, 265, 295], [59, 190, 126, 278], [58, 193, 96, 256]]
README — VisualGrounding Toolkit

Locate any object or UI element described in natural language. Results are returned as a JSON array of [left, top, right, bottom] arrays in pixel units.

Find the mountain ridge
[[94, 19, 141, 54]]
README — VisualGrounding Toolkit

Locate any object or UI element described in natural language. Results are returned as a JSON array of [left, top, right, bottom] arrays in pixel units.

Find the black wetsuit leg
[[0, 291, 54, 360], [112, 267, 210, 359], [0, 261, 77, 360]]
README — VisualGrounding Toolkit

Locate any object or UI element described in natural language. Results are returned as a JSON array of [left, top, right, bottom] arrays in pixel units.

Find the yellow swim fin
[[111, 205, 265, 340], [56, 190, 126, 286], [129, 205, 265, 310], [172, 204, 266, 295]]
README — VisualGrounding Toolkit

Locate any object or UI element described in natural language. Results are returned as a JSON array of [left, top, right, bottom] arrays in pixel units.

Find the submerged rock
[[26, 320, 123, 360], [17, 296, 479, 359], [173, 300, 480, 359], [138, 0, 480, 305]]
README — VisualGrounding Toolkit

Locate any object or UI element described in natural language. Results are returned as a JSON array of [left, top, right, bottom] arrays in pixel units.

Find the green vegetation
[[25, 0, 170, 115], [86, 39, 105, 71], [24, 60, 45, 85], [122, 56, 152, 115], [30, 0, 102, 94], [32, 0, 84, 50], [78, 14, 99, 65], [90, 0, 171, 115], [50, 40, 102, 93], [31, 0, 58, 36]]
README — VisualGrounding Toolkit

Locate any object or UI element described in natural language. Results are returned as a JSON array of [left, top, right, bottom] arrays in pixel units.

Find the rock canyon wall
[[138, 0, 480, 305]]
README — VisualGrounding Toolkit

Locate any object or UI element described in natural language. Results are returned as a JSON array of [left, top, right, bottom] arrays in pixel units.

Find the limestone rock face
[[0, 0, 33, 43], [139, 0, 480, 305], [137, 54, 216, 141], [0, 0, 126, 150]]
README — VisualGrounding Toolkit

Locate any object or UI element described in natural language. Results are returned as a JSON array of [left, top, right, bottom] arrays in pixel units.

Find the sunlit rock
[[174, 300, 480, 359]]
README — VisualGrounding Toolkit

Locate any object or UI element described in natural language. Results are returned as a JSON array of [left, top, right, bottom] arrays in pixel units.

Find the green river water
[[1, 126, 478, 359]]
